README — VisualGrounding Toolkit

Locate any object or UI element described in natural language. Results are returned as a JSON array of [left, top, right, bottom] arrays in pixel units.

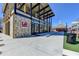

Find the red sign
[[21, 20, 28, 27]]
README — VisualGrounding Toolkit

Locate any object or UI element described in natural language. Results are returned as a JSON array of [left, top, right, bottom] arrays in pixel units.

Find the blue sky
[[0, 3, 3, 28], [49, 3, 79, 27], [0, 3, 3, 19]]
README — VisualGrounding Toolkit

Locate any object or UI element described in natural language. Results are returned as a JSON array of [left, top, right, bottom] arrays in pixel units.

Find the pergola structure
[[14, 3, 55, 35], [15, 3, 55, 33], [3, 3, 55, 36]]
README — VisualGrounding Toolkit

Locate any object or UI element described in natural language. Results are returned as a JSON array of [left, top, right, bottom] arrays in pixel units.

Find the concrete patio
[[0, 32, 64, 56]]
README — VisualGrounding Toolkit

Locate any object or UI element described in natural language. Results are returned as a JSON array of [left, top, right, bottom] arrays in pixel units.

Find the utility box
[[66, 33, 76, 44]]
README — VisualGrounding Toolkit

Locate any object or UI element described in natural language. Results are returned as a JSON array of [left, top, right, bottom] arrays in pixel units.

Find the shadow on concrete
[[46, 32, 64, 37], [0, 44, 5, 47], [0, 51, 2, 55], [15, 32, 64, 39], [0, 40, 3, 41]]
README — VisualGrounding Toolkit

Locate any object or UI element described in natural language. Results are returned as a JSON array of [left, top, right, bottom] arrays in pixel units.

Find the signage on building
[[21, 20, 28, 28]]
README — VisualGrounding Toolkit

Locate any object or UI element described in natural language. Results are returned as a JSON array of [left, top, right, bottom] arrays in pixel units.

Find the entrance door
[[31, 23, 39, 35], [5, 21, 10, 35]]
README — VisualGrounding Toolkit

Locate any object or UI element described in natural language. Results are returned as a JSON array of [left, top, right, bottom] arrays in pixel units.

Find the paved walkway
[[63, 49, 79, 56], [0, 33, 64, 56], [1, 33, 79, 56]]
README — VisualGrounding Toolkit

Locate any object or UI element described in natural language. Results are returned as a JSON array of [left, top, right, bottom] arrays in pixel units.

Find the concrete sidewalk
[[1, 33, 79, 56], [63, 49, 79, 56], [0, 33, 64, 56]]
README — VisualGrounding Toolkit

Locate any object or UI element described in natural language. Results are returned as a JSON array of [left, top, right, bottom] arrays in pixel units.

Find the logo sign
[[21, 20, 28, 28]]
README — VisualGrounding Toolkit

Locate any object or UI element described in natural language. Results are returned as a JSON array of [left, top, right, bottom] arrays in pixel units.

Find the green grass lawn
[[63, 34, 79, 52]]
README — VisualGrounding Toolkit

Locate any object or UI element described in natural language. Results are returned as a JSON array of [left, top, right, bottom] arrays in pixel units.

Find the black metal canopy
[[16, 3, 55, 20], [30, 3, 55, 19]]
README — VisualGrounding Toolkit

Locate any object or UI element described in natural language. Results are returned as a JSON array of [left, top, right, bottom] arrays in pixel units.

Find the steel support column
[[48, 18, 50, 32], [47, 18, 49, 32], [14, 3, 17, 14], [47, 13, 49, 32], [43, 9, 45, 32], [50, 17, 52, 32], [38, 3, 40, 33], [30, 3, 32, 35]]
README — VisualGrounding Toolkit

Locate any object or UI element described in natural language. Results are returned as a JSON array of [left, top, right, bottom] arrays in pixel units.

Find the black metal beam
[[47, 13, 49, 32], [39, 9, 51, 16], [50, 17, 52, 32], [49, 18, 50, 32], [44, 12, 54, 17], [30, 3, 32, 35], [43, 9, 45, 32], [14, 3, 17, 14], [32, 3, 40, 9], [37, 5, 49, 13], [44, 14, 54, 19], [40, 12, 54, 20], [38, 3, 40, 33], [46, 18, 48, 32], [48, 18, 50, 32], [40, 12, 54, 19], [44, 14, 55, 19], [19, 3, 25, 9]]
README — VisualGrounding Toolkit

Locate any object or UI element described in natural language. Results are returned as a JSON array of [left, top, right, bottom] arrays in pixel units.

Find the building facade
[[3, 3, 55, 38]]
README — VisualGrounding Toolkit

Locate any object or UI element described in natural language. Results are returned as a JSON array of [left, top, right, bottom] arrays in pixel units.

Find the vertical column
[[48, 18, 50, 32], [47, 18, 49, 32], [47, 13, 49, 32], [38, 3, 40, 33], [43, 9, 45, 32], [46, 19, 47, 32], [30, 3, 32, 35], [48, 18, 49, 32], [50, 17, 52, 32], [14, 3, 17, 14], [45, 19, 47, 32]]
